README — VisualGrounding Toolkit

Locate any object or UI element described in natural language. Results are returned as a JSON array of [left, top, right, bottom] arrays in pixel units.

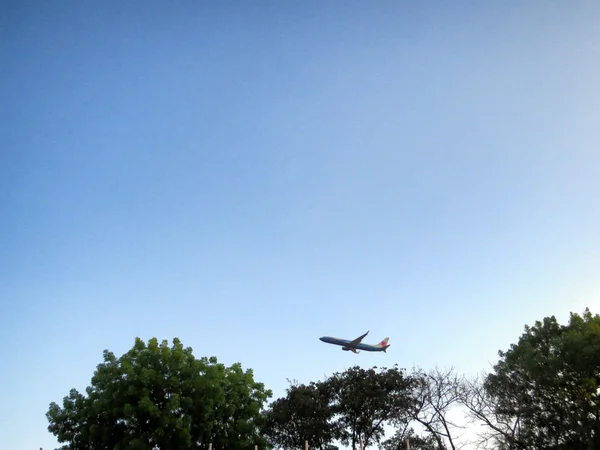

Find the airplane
[[319, 331, 390, 353]]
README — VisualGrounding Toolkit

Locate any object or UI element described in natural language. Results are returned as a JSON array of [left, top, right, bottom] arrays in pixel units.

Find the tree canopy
[[47, 337, 272, 450], [483, 308, 600, 449], [263, 380, 337, 450], [263, 365, 421, 450], [46, 308, 600, 450], [327, 365, 417, 450]]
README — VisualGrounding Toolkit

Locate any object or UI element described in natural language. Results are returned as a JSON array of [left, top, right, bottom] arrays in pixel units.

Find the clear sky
[[2, 1, 600, 449]]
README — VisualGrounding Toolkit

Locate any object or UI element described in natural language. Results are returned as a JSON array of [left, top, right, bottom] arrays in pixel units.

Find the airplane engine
[[342, 347, 350, 351]]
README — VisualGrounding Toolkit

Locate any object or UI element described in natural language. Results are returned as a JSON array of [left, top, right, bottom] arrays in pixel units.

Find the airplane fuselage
[[319, 336, 386, 352]]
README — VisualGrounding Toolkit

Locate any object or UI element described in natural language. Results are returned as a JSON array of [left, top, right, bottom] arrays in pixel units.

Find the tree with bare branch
[[409, 366, 468, 450], [457, 374, 526, 449], [458, 308, 600, 449]]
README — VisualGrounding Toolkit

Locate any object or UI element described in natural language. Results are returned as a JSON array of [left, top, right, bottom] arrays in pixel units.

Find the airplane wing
[[349, 330, 369, 346]]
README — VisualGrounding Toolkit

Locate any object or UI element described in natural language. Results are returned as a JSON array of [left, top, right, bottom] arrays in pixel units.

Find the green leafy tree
[[382, 427, 440, 450], [262, 379, 338, 450], [46, 337, 272, 450], [327, 365, 417, 450], [210, 362, 273, 450], [483, 308, 600, 449]]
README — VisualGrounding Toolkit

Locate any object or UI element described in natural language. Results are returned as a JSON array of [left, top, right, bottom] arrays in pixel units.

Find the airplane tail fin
[[377, 337, 390, 352]]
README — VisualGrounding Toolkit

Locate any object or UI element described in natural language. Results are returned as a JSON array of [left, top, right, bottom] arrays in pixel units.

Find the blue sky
[[2, 1, 600, 448]]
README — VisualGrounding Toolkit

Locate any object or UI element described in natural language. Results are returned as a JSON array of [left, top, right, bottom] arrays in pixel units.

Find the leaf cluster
[[46, 337, 272, 450], [263, 365, 419, 450], [483, 308, 600, 448], [47, 307, 600, 450]]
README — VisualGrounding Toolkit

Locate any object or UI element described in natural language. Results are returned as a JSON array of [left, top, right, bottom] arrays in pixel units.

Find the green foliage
[[327, 365, 417, 449], [210, 362, 272, 450], [263, 366, 417, 450], [45, 307, 600, 450], [263, 380, 338, 450], [484, 308, 600, 449], [46, 337, 272, 450], [382, 428, 440, 450]]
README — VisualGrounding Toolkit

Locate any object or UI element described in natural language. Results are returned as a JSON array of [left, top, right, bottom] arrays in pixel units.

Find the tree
[[410, 367, 466, 450], [209, 361, 273, 450], [46, 337, 272, 450], [327, 365, 417, 449], [481, 308, 600, 449], [263, 379, 338, 450], [459, 374, 525, 450], [382, 427, 440, 450]]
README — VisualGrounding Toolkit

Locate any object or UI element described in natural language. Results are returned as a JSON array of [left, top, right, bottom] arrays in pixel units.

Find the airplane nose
[[319, 337, 325, 342]]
